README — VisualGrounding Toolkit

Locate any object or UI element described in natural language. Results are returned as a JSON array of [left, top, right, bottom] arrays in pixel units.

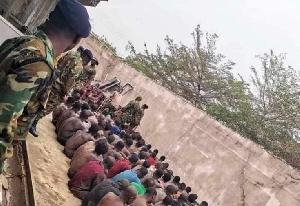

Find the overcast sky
[[87, 0, 300, 79]]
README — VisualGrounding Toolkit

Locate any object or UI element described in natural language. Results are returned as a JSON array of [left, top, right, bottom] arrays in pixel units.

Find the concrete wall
[[0, 0, 58, 32], [0, 16, 22, 44], [81, 36, 300, 206]]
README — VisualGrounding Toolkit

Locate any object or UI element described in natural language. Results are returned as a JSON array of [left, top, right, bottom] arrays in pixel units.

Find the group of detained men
[[52, 91, 208, 206]]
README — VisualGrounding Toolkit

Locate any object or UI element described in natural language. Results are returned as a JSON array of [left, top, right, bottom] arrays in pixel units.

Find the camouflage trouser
[[0, 90, 63, 173], [34, 88, 64, 123], [0, 109, 37, 174]]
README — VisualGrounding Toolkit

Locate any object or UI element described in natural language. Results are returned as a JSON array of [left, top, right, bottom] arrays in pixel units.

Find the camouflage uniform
[[133, 108, 144, 127], [119, 100, 143, 128], [74, 65, 96, 91], [0, 31, 55, 172], [36, 50, 83, 120]]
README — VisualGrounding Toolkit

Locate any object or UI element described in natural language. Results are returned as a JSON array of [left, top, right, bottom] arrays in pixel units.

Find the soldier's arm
[[0, 61, 50, 141], [121, 101, 134, 112], [64, 64, 82, 94]]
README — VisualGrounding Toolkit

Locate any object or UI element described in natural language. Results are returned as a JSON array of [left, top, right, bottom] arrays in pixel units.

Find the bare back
[[71, 141, 95, 164], [69, 150, 99, 178], [97, 192, 124, 206], [64, 130, 94, 158], [57, 117, 86, 145], [131, 196, 147, 206], [52, 104, 67, 123], [56, 109, 77, 131]]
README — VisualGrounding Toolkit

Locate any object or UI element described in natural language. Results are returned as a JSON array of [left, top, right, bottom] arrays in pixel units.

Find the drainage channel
[[1, 142, 35, 206]]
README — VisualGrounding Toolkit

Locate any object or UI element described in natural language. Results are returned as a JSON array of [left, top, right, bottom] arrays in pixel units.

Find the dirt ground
[[27, 115, 80, 206]]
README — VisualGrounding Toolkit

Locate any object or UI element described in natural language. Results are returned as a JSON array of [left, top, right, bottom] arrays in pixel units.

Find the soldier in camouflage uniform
[[29, 47, 84, 137], [118, 96, 145, 131], [131, 104, 148, 129], [84, 57, 98, 84], [0, 0, 91, 173], [74, 49, 95, 92]]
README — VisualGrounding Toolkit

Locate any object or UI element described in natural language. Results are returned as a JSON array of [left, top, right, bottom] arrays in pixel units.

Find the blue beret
[[83, 49, 93, 60], [52, 0, 91, 38]]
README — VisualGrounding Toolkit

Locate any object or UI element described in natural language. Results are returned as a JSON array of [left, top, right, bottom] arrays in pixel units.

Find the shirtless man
[[128, 139, 145, 154], [154, 185, 177, 204], [68, 140, 108, 178], [161, 173, 173, 188], [109, 134, 122, 146], [131, 187, 157, 206], [155, 196, 174, 206], [104, 141, 125, 160], [127, 153, 140, 168], [152, 169, 165, 188], [68, 157, 115, 199], [88, 114, 99, 125], [111, 138, 131, 157], [82, 179, 130, 206], [88, 124, 101, 138], [97, 185, 138, 206], [64, 130, 94, 158], [70, 140, 97, 166], [52, 96, 75, 124], [57, 109, 91, 145], [55, 101, 81, 131]]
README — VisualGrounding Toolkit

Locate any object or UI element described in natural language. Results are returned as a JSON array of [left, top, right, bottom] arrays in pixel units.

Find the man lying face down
[[82, 179, 130, 206], [131, 187, 157, 206], [57, 109, 91, 145], [55, 101, 82, 131], [96, 185, 138, 206], [52, 96, 75, 124], [64, 123, 102, 158], [68, 140, 108, 178], [68, 156, 115, 199], [64, 129, 94, 158]]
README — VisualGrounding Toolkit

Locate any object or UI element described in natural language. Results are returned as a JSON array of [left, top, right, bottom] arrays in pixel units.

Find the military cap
[[51, 0, 91, 38], [135, 96, 142, 101], [83, 49, 93, 60]]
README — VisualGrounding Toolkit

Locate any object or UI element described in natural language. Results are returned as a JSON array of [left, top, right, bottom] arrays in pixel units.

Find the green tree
[[125, 25, 242, 110], [125, 26, 300, 169], [250, 51, 300, 166]]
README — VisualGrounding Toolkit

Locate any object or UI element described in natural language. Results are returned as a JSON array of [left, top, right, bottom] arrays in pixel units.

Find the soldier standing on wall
[[0, 0, 91, 174], [29, 47, 86, 137]]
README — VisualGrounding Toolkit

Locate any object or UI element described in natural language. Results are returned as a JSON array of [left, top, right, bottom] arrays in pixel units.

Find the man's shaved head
[[143, 178, 155, 188], [80, 109, 92, 120], [95, 141, 108, 155], [72, 102, 81, 111], [165, 185, 178, 196], [104, 156, 116, 169], [118, 179, 130, 190], [122, 185, 138, 205]]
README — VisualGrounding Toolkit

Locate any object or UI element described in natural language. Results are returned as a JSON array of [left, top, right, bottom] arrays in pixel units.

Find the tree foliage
[[125, 25, 300, 169]]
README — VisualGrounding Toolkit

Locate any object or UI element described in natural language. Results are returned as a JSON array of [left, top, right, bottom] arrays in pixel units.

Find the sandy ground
[[27, 115, 81, 206]]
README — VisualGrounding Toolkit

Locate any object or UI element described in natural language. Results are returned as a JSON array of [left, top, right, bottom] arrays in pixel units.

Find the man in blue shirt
[[110, 119, 121, 135], [112, 167, 148, 184]]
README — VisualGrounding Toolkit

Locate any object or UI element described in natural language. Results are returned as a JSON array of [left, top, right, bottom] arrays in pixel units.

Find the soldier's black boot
[[29, 122, 38, 137]]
